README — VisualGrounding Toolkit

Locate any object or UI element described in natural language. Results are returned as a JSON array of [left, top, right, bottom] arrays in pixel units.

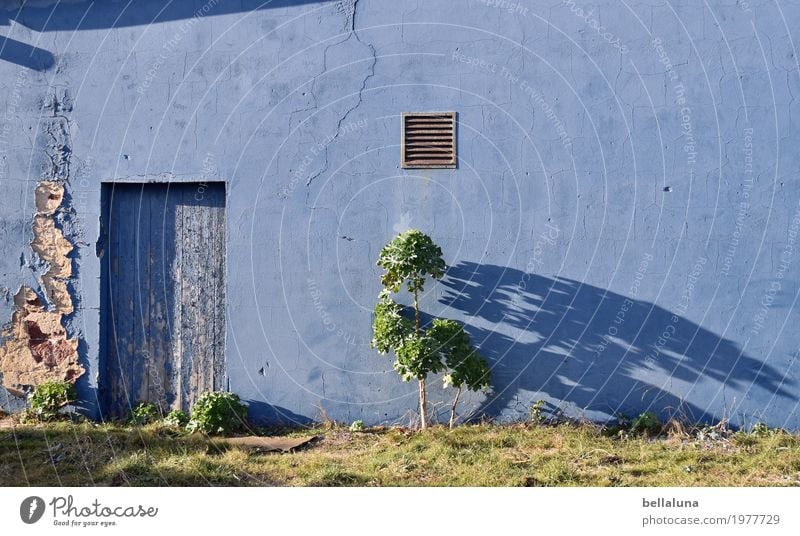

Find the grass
[[1, 420, 799, 486]]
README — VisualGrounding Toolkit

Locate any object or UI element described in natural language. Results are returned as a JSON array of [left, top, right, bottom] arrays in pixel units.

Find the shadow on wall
[[245, 400, 315, 427], [437, 262, 794, 427], [0, 0, 334, 71], [0, 36, 54, 70]]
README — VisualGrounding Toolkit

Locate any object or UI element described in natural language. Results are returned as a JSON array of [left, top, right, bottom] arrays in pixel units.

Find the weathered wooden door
[[100, 182, 226, 417]]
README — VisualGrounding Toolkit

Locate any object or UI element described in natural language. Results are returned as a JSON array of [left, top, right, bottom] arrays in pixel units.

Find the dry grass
[[1, 420, 799, 486]]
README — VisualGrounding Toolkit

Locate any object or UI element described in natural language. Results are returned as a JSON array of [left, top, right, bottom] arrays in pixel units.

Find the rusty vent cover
[[401, 112, 457, 169]]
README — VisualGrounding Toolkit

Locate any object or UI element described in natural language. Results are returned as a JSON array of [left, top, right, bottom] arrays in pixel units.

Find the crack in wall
[[306, 0, 377, 187], [42, 91, 73, 184]]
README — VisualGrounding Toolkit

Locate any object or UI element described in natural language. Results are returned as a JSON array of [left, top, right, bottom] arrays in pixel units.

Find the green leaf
[[28, 381, 76, 421], [371, 290, 414, 353], [428, 319, 491, 392], [376, 229, 446, 294], [393, 333, 445, 381], [186, 391, 248, 435]]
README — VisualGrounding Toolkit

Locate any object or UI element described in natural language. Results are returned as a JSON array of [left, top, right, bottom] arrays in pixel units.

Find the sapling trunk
[[419, 378, 428, 430], [413, 288, 428, 430], [413, 289, 421, 333], [449, 386, 462, 429]]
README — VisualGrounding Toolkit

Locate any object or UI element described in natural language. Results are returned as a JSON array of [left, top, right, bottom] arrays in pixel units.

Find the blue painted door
[[100, 182, 226, 417]]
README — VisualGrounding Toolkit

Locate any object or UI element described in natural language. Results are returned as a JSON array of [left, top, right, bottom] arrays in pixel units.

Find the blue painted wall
[[1, 0, 799, 429]]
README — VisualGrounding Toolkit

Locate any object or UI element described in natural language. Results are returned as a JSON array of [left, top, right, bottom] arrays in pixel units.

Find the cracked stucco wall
[[1, 0, 799, 428], [0, 87, 84, 400]]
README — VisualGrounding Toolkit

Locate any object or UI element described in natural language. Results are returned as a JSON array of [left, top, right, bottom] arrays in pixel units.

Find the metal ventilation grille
[[401, 112, 457, 169]]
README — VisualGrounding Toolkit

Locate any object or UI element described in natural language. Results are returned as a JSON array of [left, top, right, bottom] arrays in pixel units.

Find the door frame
[[97, 180, 228, 419]]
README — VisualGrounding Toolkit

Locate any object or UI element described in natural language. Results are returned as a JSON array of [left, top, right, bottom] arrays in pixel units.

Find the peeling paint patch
[[0, 288, 83, 396], [0, 179, 82, 396], [31, 181, 74, 314], [34, 180, 64, 214]]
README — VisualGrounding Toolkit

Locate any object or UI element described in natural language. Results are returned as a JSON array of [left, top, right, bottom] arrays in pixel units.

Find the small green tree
[[429, 319, 491, 428], [372, 230, 490, 429]]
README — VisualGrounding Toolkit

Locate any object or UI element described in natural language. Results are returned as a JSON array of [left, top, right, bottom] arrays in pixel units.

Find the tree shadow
[[0, 36, 55, 71], [0, 0, 332, 31], [436, 261, 794, 427], [1, 0, 334, 71]]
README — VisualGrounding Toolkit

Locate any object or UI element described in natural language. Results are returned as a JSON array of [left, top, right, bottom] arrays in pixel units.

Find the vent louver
[[401, 112, 457, 169]]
